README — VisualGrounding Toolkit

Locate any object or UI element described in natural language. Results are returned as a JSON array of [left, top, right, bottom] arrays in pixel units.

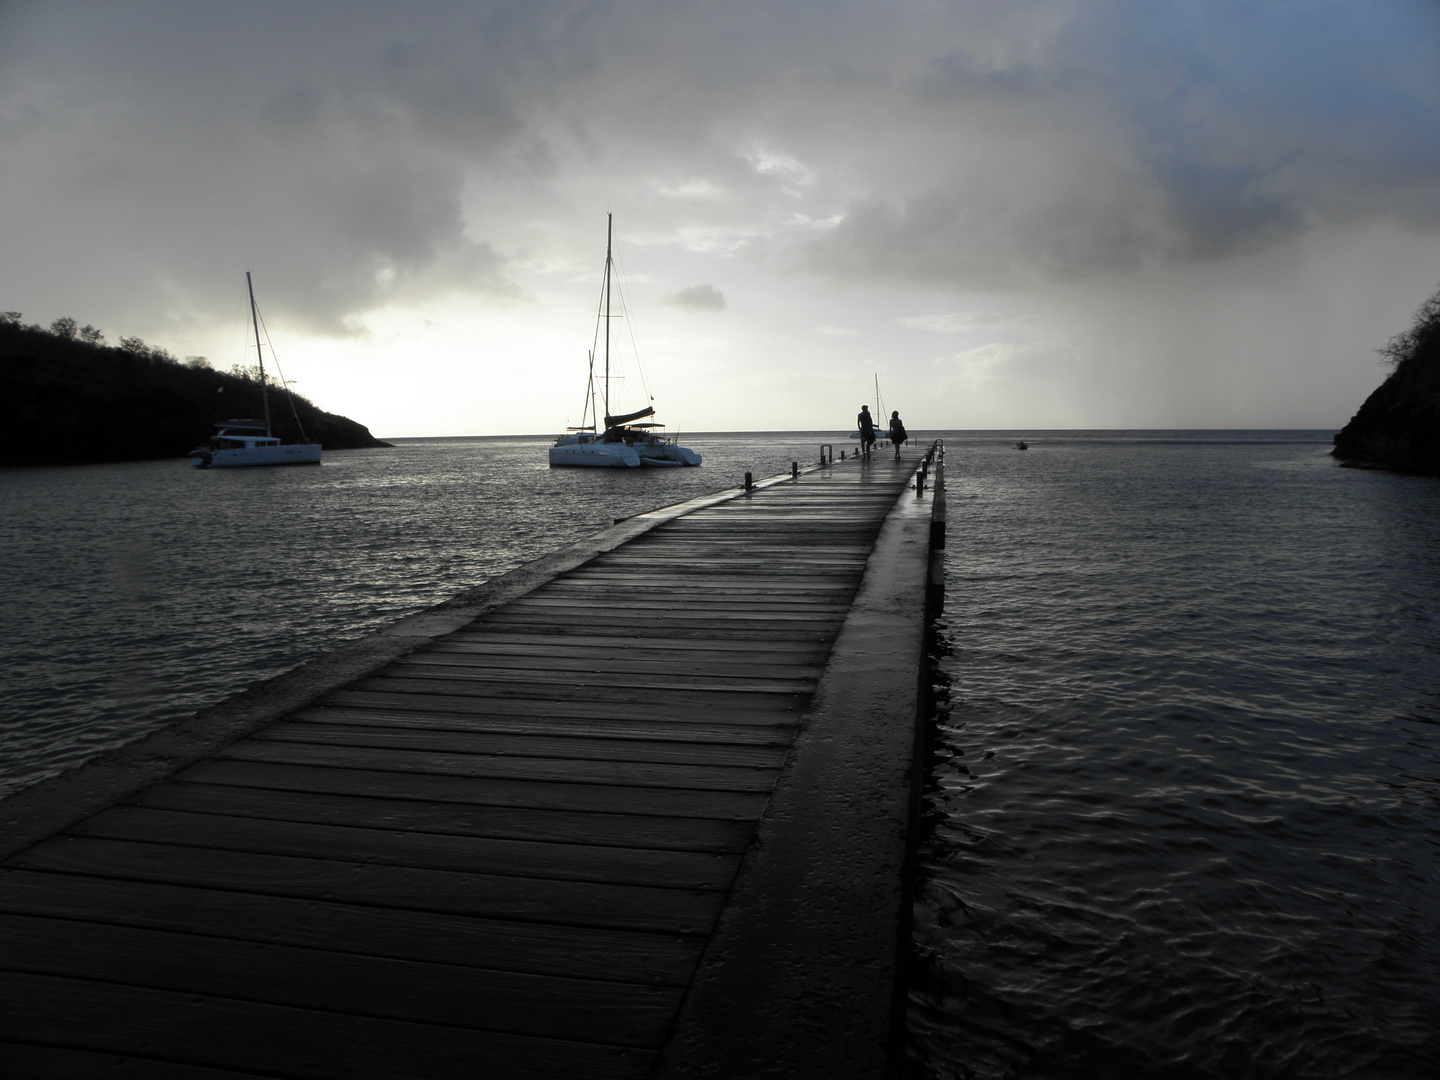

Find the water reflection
[[0, 433, 841, 795]]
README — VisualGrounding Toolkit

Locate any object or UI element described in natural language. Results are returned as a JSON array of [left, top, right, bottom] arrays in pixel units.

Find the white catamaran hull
[[548, 441, 642, 468], [639, 444, 701, 466], [194, 443, 323, 468]]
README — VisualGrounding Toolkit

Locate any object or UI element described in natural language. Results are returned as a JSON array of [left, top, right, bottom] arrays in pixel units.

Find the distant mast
[[246, 270, 272, 437], [603, 213, 613, 421]]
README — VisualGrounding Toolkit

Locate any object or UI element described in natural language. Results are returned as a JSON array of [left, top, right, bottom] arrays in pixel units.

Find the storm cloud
[[2, 1, 1437, 433], [664, 284, 726, 311]]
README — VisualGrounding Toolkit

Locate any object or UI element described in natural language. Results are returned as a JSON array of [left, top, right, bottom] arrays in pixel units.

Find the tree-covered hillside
[[0, 315, 390, 467], [1332, 289, 1440, 475]]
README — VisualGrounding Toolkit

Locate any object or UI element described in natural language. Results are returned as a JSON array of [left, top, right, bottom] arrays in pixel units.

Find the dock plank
[[68, 806, 741, 890], [379, 660, 816, 694], [128, 782, 757, 852], [346, 674, 810, 706], [0, 869, 702, 984], [319, 687, 804, 723], [252, 720, 793, 769], [175, 759, 772, 819], [0, 912, 680, 1046], [0, 972, 652, 1080], [287, 704, 799, 744], [11, 837, 725, 934], [217, 740, 784, 792], [0, 1044, 269, 1080]]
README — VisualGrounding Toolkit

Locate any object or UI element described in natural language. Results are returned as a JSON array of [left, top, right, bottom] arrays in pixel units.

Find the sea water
[[908, 432, 1440, 1079], [0, 432, 831, 797], [1, 430, 1436, 1076]]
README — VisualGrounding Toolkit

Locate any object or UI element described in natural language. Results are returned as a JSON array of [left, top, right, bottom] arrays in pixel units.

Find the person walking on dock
[[857, 405, 877, 457], [888, 410, 908, 459]]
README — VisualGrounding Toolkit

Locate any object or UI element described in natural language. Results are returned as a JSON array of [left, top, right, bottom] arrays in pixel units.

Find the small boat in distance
[[549, 215, 701, 469], [190, 272, 322, 469]]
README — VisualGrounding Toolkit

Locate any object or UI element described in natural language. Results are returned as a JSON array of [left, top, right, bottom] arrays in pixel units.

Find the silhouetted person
[[857, 405, 876, 457], [888, 410, 907, 459]]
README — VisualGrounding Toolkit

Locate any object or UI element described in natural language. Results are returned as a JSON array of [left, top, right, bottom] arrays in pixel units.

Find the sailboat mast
[[603, 213, 612, 422], [247, 271, 272, 437]]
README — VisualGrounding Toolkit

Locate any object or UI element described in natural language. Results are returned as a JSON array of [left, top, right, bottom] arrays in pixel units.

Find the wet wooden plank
[[320, 687, 804, 723], [176, 760, 771, 820], [0, 972, 653, 1080], [217, 741, 783, 792], [0, 870, 702, 984], [129, 783, 756, 853], [573, 557, 866, 572], [413, 651, 825, 681], [68, 807, 741, 890], [11, 838, 725, 935], [0, 1043, 268, 1080], [344, 676, 811, 711], [496, 596, 852, 615], [547, 572, 858, 590], [467, 610, 847, 632], [0, 913, 680, 1046], [381, 660, 816, 694], [440, 621, 840, 644], [288, 704, 799, 745], [548, 573, 860, 589], [253, 721, 792, 769], [434, 631, 832, 658]]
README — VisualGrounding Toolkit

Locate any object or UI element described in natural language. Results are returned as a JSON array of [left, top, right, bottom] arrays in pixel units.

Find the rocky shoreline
[[0, 319, 391, 467], [1332, 290, 1440, 476]]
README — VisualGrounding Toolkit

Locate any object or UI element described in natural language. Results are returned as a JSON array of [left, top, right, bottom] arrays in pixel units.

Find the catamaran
[[189, 272, 322, 469], [549, 215, 701, 469]]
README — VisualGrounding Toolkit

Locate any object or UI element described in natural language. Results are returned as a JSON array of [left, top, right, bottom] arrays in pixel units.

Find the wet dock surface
[[0, 449, 940, 1079]]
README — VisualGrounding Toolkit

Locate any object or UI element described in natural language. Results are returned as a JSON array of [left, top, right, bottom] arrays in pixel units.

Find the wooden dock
[[0, 445, 944, 1079]]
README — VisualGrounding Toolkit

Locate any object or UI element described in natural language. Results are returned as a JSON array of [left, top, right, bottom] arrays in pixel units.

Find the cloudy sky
[[2, 1, 1438, 436]]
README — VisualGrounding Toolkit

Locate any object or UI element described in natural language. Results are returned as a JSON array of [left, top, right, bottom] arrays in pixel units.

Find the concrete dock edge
[[654, 449, 944, 1080]]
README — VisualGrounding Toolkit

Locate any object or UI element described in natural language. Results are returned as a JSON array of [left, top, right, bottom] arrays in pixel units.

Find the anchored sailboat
[[189, 272, 322, 469], [549, 215, 701, 469]]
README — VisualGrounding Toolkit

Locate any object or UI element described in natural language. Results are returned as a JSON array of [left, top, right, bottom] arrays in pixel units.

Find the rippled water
[[0, 432, 835, 796], [908, 433, 1440, 1079]]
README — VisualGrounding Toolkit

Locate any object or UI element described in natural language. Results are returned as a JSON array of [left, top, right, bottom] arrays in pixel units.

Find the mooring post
[[744, 471, 753, 491], [930, 441, 946, 553], [792, 461, 799, 479]]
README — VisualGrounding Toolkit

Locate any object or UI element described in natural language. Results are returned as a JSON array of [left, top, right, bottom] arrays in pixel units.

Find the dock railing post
[[928, 440, 946, 604]]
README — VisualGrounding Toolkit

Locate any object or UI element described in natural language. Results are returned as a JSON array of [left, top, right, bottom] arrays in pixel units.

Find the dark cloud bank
[[2, 1, 1437, 334]]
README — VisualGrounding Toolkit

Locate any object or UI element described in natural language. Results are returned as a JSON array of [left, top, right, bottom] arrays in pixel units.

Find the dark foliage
[[1332, 286, 1440, 475], [0, 321, 391, 467]]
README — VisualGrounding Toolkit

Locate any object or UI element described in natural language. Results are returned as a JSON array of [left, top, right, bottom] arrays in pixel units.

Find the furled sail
[[604, 405, 656, 428]]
